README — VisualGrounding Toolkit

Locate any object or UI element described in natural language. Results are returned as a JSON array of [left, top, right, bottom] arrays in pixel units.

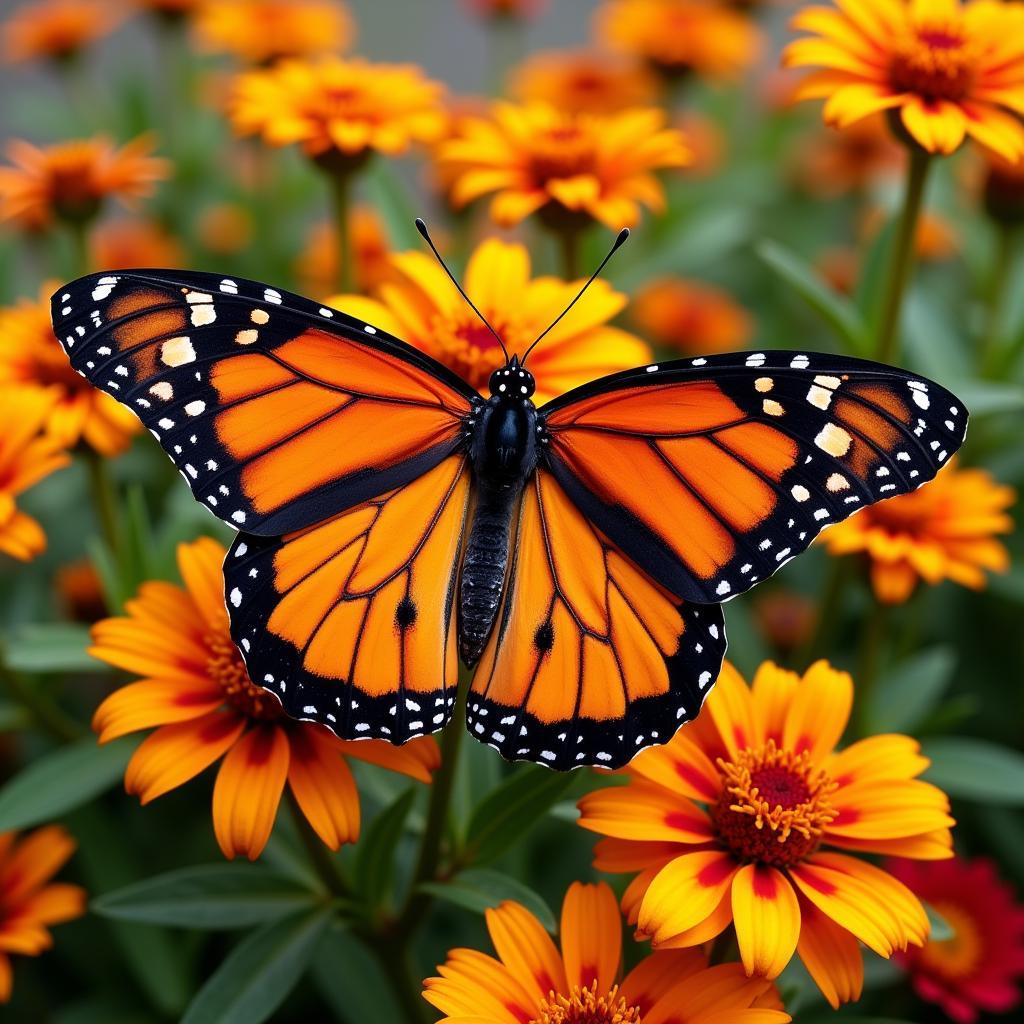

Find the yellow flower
[[784, 0, 1024, 161], [578, 660, 955, 1007], [0, 826, 86, 1003], [438, 102, 690, 230], [425, 880, 790, 1024], [297, 206, 393, 299], [90, 538, 440, 860], [2, 0, 122, 65], [326, 237, 651, 402], [229, 56, 447, 169], [821, 458, 1014, 603], [88, 217, 185, 271], [0, 136, 169, 233], [195, 0, 353, 64], [509, 48, 661, 114], [0, 389, 70, 562], [0, 287, 140, 457], [595, 0, 761, 81]]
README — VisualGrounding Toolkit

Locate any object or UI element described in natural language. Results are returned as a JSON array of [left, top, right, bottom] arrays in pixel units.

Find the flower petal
[[577, 780, 713, 844], [176, 537, 230, 627], [92, 678, 223, 742], [620, 948, 707, 1016], [559, 881, 621, 995], [0, 826, 76, 905], [795, 894, 864, 1008], [731, 864, 801, 979], [900, 97, 967, 155], [339, 734, 439, 783], [485, 900, 567, 1005], [287, 726, 360, 849], [782, 660, 852, 761], [423, 948, 533, 1024]]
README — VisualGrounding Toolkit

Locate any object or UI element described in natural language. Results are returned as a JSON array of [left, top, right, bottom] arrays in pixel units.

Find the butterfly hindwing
[[51, 270, 476, 535], [540, 351, 967, 604]]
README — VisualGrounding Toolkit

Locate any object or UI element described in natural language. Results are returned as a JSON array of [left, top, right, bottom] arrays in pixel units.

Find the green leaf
[[465, 766, 577, 865], [755, 239, 867, 353], [3, 623, 105, 673], [869, 646, 956, 733], [952, 379, 1024, 416], [418, 868, 557, 932], [352, 786, 417, 909], [923, 737, 1024, 805], [924, 899, 955, 942], [0, 736, 136, 831], [181, 910, 330, 1024], [311, 924, 403, 1024], [93, 864, 320, 929]]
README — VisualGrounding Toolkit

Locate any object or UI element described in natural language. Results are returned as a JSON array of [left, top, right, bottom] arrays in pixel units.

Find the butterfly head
[[489, 355, 535, 400]]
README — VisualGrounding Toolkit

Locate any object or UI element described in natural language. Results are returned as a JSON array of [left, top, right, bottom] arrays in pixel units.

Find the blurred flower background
[[0, 0, 1022, 1022]]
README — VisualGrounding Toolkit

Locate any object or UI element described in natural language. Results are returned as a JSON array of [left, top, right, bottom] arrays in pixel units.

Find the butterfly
[[51, 241, 967, 770]]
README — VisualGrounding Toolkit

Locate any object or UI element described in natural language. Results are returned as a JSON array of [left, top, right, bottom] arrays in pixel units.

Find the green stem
[[330, 172, 354, 294], [67, 219, 90, 278], [362, 934, 431, 1024], [285, 789, 349, 900], [853, 600, 887, 738], [0, 653, 84, 743], [84, 448, 119, 551], [793, 558, 849, 669], [557, 227, 581, 280], [980, 223, 1018, 377], [874, 147, 931, 364]]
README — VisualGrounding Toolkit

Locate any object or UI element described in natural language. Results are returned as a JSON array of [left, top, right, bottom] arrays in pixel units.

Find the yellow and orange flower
[[0, 287, 140, 457], [2, 0, 121, 65], [595, 0, 761, 81], [785, 0, 1024, 161], [821, 458, 1015, 603], [0, 137, 169, 233], [195, 0, 353, 65], [0, 389, 70, 562], [327, 237, 651, 402], [424, 880, 790, 1024], [297, 207, 393, 299], [0, 826, 86, 1003], [90, 537, 440, 861], [509, 48, 661, 114], [88, 218, 185, 271], [229, 57, 446, 168], [438, 102, 690, 229], [578, 660, 955, 1007], [631, 276, 753, 355]]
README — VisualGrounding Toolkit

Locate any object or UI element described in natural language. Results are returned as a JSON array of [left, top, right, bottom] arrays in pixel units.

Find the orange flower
[[821, 458, 1014, 603], [229, 57, 446, 169], [297, 207, 392, 299], [424, 880, 790, 1024], [509, 48, 661, 114], [784, 0, 1024, 161], [195, 0, 353, 64], [0, 389, 70, 562], [326, 237, 651, 402], [463, 0, 547, 18], [595, 0, 761, 81], [980, 143, 1024, 223], [0, 826, 86, 1003], [438, 102, 690, 229], [578, 660, 955, 1006], [631, 276, 753, 354], [88, 218, 184, 271], [0, 287, 140, 457], [863, 206, 960, 261], [794, 115, 904, 197], [196, 202, 254, 255], [56, 558, 108, 624], [130, 0, 204, 19], [0, 137, 169, 232], [752, 589, 816, 656], [2, 0, 121, 64], [90, 538, 440, 860]]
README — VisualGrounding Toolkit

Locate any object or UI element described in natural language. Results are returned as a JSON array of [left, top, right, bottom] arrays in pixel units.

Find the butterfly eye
[[488, 362, 535, 399]]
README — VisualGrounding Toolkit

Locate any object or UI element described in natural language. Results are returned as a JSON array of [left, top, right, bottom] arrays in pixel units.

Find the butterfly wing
[[539, 351, 967, 603], [467, 467, 727, 770], [51, 270, 476, 535]]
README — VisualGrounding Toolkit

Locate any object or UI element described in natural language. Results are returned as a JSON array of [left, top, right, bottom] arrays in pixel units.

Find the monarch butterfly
[[51, 227, 966, 770]]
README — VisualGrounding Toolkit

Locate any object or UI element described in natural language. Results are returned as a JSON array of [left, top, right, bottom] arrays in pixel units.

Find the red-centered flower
[[90, 537, 440, 860], [889, 856, 1024, 1024]]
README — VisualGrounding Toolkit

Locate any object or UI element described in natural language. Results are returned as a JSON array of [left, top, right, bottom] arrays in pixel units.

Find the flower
[[2, 0, 121, 65], [326, 237, 651, 402], [980, 144, 1024, 223], [888, 856, 1024, 1024], [509, 48, 661, 114], [821, 458, 1015, 603], [56, 559, 107, 624], [0, 137, 169, 232], [196, 201, 254, 255], [0, 826, 86, 1003], [89, 538, 440, 860], [297, 207, 392, 299], [229, 57, 446, 170], [862, 206, 960, 262], [463, 0, 547, 19], [784, 0, 1024, 161], [195, 0, 353, 65], [0, 389, 70, 562], [0, 287, 140, 457], [424, 880, 790, 1024], [794, 115, 904, 197], [438, 102, 690, 230], [752, 590, 816, 656], [631, 276, 753, 354], [130, 0, 203, 19], [578, 660, 955, 1006], [88, 218, 184, 271], [595, 0, 761, 81]]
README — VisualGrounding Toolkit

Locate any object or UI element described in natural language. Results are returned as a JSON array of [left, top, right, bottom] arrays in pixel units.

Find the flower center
[[530, 983, 641, 1024], [529, 125, 599, 184], [917, 901, 984, 979], [48, 164, 103, 223], [204, 631, 282, 720], [889, 24, 978, 101], [711, 740, 837, 867], [429, 313, 517, 391]]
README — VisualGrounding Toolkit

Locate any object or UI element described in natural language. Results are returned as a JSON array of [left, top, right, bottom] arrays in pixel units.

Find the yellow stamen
[[530, 982, 641, 1024]]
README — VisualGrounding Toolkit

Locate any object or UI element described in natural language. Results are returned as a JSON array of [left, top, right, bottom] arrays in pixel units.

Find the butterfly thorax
[[459, 359, 539, 666]]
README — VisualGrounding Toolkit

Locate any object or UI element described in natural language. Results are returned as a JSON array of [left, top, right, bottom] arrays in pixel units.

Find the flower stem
[[793, 557, 850, 669], [853, 600, 887, 738], [362, 934, 431, 1024], [557, 226, 581, 280], [67, 219, 90, 279], [980, 223, 1018, 378], [330, 171, 354, 294], [0, 652, 84, 743], [875, 146, 931, 364], [84, 448, 119, 552]]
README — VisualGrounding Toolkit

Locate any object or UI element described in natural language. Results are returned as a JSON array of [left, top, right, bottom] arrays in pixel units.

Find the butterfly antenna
[[521, 227, 630, 365], [414, 218, 509, 362]]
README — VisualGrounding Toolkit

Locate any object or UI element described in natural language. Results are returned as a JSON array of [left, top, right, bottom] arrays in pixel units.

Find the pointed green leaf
[[869, 646, 956, 733], [923, 737, 1024, 804], [3, 623, 105, 673], [418, 868, 557, 932], [353, 786, 417, 909]]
